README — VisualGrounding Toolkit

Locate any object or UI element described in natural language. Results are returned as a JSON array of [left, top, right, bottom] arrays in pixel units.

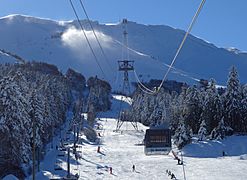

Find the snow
[[0, 14, 61, 25], [226, 47, 242, 54], [112, 94, 132, 105], [29, 95, 247, 180], [184, 136, 247, 158], [2, 174, 19, 180], [1, 14, 247, 87], [104, 22, 120, 26]]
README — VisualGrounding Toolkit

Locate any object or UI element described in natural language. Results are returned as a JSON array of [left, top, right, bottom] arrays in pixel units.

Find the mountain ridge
[[1, 14, 247, 88]]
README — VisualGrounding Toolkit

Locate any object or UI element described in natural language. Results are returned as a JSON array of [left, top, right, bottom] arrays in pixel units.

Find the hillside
[[1, 14, 247, 89], [0, 62, 111, 178], [29, 95, 247, 180]]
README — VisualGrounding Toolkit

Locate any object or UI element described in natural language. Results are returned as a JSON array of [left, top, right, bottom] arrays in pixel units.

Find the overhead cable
[[113, 35, 200, 83], [157, 0, 207, 92], [69, 0, 107, 80], [78, 0, 114, 71], [131, 0, 206, 95]]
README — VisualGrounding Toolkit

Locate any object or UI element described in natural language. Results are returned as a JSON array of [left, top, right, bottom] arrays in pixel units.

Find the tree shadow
[[183, 135, 247, 158]]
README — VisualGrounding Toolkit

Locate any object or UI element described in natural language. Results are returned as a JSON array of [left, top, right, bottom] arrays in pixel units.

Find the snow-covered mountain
[[1, 14, 247, 88]]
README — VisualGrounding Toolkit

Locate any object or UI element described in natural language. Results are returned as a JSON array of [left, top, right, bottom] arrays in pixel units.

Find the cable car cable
[[69, 0, 107, 80], [157, 0, 207, 93], [78, 0, 114, 72], [129, 0, 207, 95]]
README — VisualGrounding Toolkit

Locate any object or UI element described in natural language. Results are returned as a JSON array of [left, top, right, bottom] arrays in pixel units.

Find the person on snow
[[168, 170, 171, 176], [171, 173, 176, 179], [132, 165, 135, 172], [222, 150, 226, 156], [177, 158, 183, 165]]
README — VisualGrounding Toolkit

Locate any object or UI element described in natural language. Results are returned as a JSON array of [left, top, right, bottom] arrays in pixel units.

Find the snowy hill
[[29, 95, 247, 180], [1, 14, 247, 88]]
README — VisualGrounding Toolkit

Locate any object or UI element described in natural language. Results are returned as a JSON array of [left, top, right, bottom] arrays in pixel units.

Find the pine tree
[[0, 76, 32, 164], [170, 87, 187, 134], [184, 85, 203, 133], [223, 66, 242, 132], [200, 79, 223, 132], [198, 120, 207, 141], [210, 117, 227, 140], [173, 115, 192, 149], [241, 85, 247, 132], [30, 89, 44, 148]]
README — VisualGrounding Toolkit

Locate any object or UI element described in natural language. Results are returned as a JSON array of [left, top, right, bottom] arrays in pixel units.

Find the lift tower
[[116, 19, 138, 131]]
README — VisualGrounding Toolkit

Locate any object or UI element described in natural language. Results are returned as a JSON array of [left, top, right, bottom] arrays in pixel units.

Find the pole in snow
[[67, 148, 70, 178]]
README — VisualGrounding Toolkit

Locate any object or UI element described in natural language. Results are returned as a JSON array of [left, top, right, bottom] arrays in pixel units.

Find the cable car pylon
[[115, 19, 138, 131]]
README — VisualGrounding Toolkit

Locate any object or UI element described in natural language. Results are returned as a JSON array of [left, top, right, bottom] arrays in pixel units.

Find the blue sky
[[1, 0, 247, 51]]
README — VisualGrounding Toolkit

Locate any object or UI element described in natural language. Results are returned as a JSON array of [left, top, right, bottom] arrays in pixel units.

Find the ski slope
[[31, 95, 247, 180]]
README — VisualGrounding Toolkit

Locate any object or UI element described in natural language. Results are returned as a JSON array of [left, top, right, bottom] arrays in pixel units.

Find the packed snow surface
[[30, 95, 247, 180]]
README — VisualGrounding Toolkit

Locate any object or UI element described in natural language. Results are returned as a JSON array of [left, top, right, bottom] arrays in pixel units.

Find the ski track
[[30, 95, 247, 180]]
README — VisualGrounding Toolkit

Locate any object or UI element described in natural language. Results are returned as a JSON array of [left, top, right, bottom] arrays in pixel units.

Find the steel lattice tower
[[116, 19, 138, 131]]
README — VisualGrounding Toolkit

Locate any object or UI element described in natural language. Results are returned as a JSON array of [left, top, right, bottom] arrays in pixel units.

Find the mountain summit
[[1, 14, 247, 87]]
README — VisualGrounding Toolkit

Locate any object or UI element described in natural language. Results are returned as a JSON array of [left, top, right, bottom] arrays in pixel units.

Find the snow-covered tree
[[169, 87, 187, 134], [184, 85, 203, 133], [198, 120, 207, 141], [241, 85, 247, 132], [200, 79, 223, 132], [30, 89, 44, 148], [223, 66, 242, 132], [173, 115, 192, 149], [87, 77, 111, 113], [210, 117, 227, 140], [0, 76, 32, 164]]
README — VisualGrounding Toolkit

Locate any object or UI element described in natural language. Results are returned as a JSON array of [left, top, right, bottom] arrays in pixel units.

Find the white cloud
[[61, 26, 113, 56]]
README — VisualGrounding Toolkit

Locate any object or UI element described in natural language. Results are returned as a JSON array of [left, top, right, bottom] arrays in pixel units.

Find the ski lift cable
[[134, 78, 156, 95], [157, 0, 207, 93], [137, 83, 154, 95], [130, 0, 207, 95], [134, 70, 154, 93], [113, 34, 201, 83], [78, 0, 114, 72], [133, 70, 156, 93], [69, 0, 107, 80]]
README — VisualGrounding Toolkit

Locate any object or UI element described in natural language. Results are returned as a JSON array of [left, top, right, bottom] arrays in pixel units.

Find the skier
[[132, 165, 135, 172], [177, 158, 183, 165], [109, 167, 113, 174], [97, 146, 100, 153], [75, 173, 79, 179], [75, 152, 79, 160], [171, 173, 176, 179]]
